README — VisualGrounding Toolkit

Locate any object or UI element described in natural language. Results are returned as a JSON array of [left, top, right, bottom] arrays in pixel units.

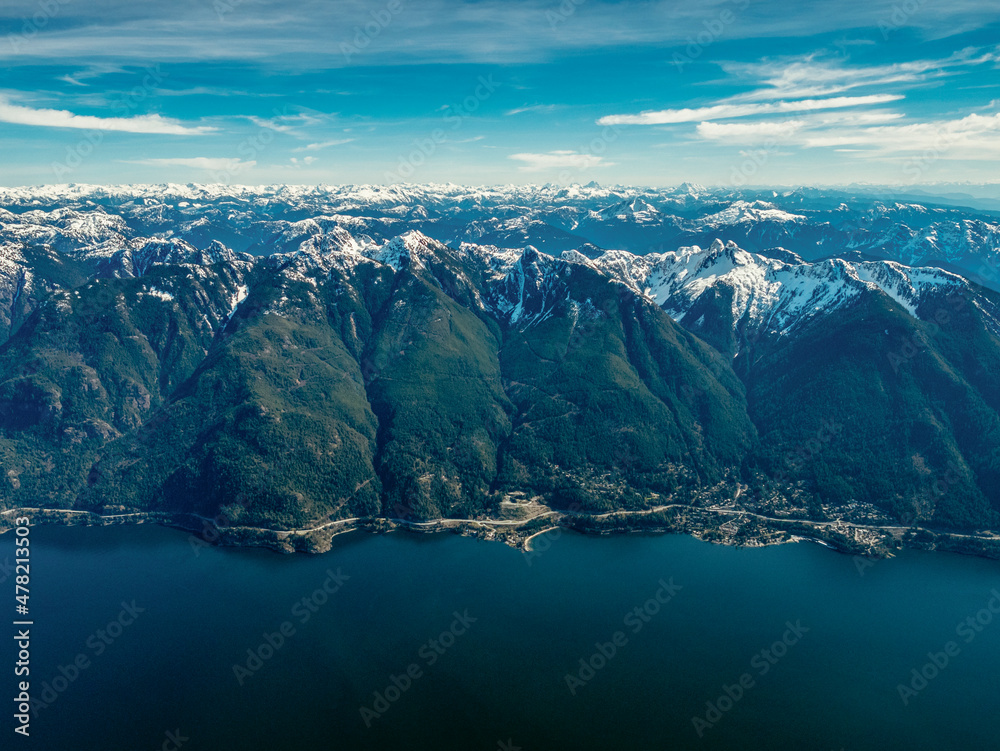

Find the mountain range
[[2, 183, 999, 535]]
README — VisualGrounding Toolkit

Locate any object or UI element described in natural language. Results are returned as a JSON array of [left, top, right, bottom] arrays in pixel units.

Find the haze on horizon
[[1, 0, 998, 188]]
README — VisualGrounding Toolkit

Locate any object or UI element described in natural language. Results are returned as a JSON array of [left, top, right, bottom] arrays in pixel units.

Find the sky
[[0, 0, 998, 187]]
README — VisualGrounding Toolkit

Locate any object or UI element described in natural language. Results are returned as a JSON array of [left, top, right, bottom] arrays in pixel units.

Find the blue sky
[[0, 0, 998, 187]]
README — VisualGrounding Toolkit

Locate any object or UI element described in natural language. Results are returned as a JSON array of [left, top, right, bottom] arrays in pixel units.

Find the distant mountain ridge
[[2, 184, 999, 536]]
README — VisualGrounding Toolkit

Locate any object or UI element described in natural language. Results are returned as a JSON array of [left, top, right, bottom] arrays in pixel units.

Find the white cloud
[[723, 48, 1000, 101], [122, 157, 255, 170], [292, 139, 354, 151], [808, 111, 906, 126], [696, 120, 807, 142], [598, 45, 1000, 168], [505, 104, 558, 116], [695, 111, 906, 143], [508, 150, 610, 171], [1, 1, 994, 65], [290, 156, 318, 166], [598, 95, 903, 125], [800, 112, 1000, 156], [247, 110, 328, 136], [247, 116, 298, 133], [58, 75, 88, 87], [55, 65, 125, 88], [691, 111, 1000, 159], [0, 95, 215, 135]]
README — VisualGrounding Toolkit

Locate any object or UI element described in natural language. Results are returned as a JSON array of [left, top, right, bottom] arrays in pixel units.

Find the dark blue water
[[2, 524, 999, 750]]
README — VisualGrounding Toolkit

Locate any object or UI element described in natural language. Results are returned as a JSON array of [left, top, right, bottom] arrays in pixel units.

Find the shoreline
[[2, 505, 999, 561]]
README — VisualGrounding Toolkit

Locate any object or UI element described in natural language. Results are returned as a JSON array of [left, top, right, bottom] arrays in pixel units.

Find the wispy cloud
[[154, 86, 282, 98], [247, 116, 297, 134], [722, 48, 1000, 101], [599, 43, 1000, 168], [801, 112, 1000, 156], [58, 75, 88, 87], [55, 65, 125, 88], [692, 110, 1000, 158], [121, 157, 255, 170], [1, 0, 995, 65], [246, 110, 332, 138], [598, 95, 902, 125], [1, 1, 997, 185], [292, 139, 354, 152], [0, 95, 215, 135], [695, 120, 807, 142], [695, 110, 906, 143], [508, 150, 610, 171], [505, 104, 557, 116]]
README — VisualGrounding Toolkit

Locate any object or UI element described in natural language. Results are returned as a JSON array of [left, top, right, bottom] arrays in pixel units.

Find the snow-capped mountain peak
[[585, 238, 996, 343], [369, 230, 447, 271]]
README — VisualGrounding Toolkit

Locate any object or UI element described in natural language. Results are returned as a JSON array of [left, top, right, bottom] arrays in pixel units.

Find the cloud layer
[[598, 95, 903, 125], [1, 0, 996, 64], [0, 95, 213, 135], [123, 157, 254, 170], [508, 150, 610, 171]]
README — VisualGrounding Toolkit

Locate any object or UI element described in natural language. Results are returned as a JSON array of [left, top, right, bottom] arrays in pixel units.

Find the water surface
[[2, 524, 998, 750]]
